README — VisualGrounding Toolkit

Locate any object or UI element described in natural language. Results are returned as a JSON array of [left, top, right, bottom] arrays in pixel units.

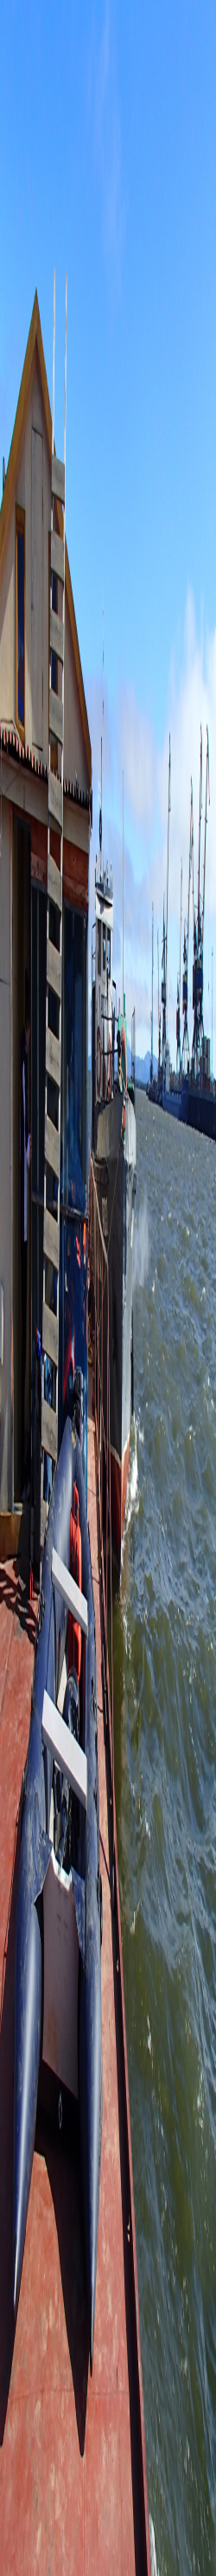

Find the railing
[[88, 1147, 115, 1905], [89, 1139, 151, 2571]]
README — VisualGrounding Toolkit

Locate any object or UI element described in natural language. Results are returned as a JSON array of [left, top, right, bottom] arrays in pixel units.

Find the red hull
[[0, 1375, 150, 2574]]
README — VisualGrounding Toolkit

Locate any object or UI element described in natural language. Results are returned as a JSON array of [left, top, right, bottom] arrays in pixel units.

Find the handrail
[[89, 1143, 151, 2570], [89, 1147, 115, 1903]]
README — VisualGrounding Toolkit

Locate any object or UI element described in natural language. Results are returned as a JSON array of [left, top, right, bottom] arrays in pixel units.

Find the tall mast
[[188, 782, 193, 953], [122, 762, 124, 1014], [180, 859, 182, 999], [191, 803, 195, 948], [152, 902, 154, 1070], [176, 858, 182, 1072], [198, 724, 202, 944], [202, 726, 210, 940], [166, 735, 171, 1031]]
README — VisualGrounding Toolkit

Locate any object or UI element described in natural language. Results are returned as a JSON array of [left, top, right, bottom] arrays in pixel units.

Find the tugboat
[[91, 806, 137, 1566]]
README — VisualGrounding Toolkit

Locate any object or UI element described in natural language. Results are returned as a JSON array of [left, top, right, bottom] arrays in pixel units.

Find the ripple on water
[[113, 1093, 216, 2576]]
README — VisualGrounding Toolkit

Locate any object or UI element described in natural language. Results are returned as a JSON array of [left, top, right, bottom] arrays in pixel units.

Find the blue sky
[[1, 0, 216, 1065]]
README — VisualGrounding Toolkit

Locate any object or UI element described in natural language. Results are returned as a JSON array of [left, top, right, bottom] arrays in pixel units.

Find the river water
[[112, 1091, 216, 2576]]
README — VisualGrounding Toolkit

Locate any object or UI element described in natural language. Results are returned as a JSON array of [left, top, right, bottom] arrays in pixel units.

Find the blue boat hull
[[13, 1418, 103, 2372]]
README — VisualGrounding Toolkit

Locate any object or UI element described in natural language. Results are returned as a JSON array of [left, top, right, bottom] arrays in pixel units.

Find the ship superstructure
[[92, 829, 136, 1565], [92, 835, 113, 1143]]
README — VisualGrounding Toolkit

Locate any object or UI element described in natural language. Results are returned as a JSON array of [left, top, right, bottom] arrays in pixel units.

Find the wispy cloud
[[89, 3, 124, 292]]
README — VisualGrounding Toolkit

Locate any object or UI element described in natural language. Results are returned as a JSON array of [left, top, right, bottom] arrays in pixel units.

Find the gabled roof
[[0, 288, 92, 792]]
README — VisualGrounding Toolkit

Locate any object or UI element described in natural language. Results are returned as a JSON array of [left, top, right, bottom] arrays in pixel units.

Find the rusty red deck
[[0, 1371, 150, 2574]]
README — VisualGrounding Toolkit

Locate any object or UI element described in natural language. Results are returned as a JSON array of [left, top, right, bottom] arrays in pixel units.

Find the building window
[[16, 506, 25, 740], [48, 533, 58, 770], [107, 926, 111, 978], [98, 919, 101, 978], [103, 924, 106, 973]]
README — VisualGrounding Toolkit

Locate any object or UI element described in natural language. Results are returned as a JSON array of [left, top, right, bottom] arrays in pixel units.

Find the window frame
[[16, 504, 25, 743]]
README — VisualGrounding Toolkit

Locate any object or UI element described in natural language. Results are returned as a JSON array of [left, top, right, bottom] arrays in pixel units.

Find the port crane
[[162, 734, 171, 1079], [182, 782, 193, 1072], [176, 859, 182, 1072]]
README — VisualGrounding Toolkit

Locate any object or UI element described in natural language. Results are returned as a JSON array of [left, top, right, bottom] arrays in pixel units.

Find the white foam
[[130, 1897, 141, 1936], [121, 1420, 138, 1564], [130, 1423, 138, 1508], [133, 1193, 149, 1288], [149, 2515, 159, 2576]]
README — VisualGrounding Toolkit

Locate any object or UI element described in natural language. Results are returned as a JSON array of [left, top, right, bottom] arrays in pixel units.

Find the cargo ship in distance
[[92, 824, 137, 1567]]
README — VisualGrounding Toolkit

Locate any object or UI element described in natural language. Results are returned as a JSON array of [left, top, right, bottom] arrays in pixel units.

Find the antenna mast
[[166, 734, 171, 1027], [182, 782, 193, 1072], [176, 859, 182, 1072], [152, 901, 154, 1072]]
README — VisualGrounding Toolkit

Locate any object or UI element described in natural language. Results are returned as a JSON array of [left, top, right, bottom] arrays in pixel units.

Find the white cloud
[[157, 589, 214, 937], [118, 683, 155, 833], [87, 668, 113, 811], [87, 588, 216, 1066]]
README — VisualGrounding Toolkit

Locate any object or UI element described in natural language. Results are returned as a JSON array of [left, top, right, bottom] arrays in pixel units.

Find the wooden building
[[0, 291, 92, 1534]]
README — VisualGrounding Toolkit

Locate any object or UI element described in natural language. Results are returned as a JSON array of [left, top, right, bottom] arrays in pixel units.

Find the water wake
[[121, 1420, 138, 1566], [133, 1192, 149, 1287], [149, 2517, 160, 2576]]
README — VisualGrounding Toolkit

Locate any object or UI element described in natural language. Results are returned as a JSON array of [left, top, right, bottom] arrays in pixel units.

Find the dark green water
[[113, 1092, 216, 2576]]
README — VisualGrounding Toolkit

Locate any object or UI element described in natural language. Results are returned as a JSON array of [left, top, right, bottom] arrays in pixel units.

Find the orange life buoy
[[97, 1026, 101, 1098], [120, 1024, 127, 1093], [107, 1034, 112, 1098]]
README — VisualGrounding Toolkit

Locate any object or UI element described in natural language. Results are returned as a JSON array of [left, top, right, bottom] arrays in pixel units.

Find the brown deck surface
[[0, 1370, 149, 2573]]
